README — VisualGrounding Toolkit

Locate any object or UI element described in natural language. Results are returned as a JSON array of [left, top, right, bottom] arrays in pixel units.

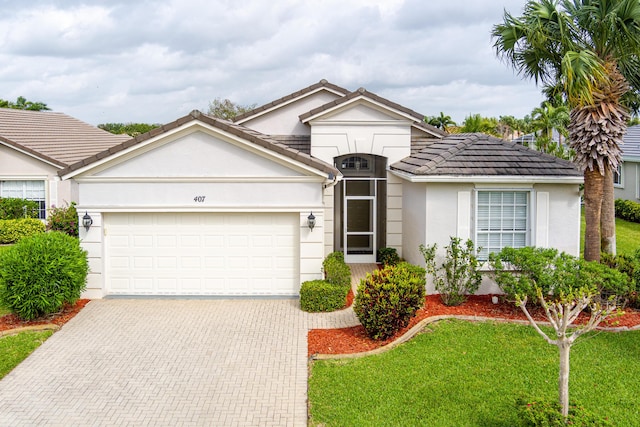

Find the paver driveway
[[0, 298, 358, 426]]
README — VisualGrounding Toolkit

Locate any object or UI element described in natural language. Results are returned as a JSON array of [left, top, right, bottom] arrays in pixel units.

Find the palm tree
[[461, 114, 500, 136], [493, 0, 640, 262], [531, 101, 570, 152], [425, 112, 456, 132]]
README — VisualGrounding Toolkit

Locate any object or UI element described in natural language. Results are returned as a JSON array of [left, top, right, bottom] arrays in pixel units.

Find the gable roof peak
[[233, 79, 350, 123]]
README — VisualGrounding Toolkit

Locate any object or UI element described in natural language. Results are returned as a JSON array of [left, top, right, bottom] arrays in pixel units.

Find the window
[[340, 156, 370, 171], [0, 180, 46, 219], [476, 191, 529, 260], [613, 164, 623, 187]]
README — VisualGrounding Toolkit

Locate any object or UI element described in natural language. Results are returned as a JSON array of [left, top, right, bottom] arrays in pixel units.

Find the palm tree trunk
[[601, 166, 616, 255], [584, 168, 604, 261]]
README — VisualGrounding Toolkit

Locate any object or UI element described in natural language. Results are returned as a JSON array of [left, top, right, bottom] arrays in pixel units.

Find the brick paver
[[0, 264, 375, 426]]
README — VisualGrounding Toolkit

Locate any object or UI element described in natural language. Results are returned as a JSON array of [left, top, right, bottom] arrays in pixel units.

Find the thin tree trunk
[[559, 342, 571, 419], [584, 168, 604, 261], [601, 165, 616, 255]]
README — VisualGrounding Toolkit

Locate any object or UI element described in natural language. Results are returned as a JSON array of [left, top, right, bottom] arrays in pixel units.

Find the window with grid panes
[[0, 181, 46, 219], [476, 191, 529, 260]]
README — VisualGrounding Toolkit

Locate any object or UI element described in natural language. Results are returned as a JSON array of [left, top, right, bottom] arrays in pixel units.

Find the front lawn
[[0, 330, 53, 379], [308, 320, 640, 426], [580, 211, 640, 256]]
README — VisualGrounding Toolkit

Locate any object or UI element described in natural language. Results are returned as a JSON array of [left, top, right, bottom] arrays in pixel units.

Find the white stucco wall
[[0, 144, 75, 213], [239, 90, 342, 136], [401, 180, 582, 295]]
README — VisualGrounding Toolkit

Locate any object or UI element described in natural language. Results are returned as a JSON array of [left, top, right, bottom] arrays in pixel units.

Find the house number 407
[[193, 196, 206, 202]]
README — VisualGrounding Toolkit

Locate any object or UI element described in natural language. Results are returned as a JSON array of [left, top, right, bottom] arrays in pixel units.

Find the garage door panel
[[105, 213, 299, 296]]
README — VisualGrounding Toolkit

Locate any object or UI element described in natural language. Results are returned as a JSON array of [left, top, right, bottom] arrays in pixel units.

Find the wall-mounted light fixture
[[82, 212, 93, 232], [307, 212, 316, 231]]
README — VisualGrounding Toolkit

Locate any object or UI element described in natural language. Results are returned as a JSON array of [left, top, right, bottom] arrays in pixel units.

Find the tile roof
[[233, 79, 350, 123], [60, 110, 339, 178], [391, 133, 582, 177], [270, 135, 311, 154], [622, 125, 640, 159], [0, 108, 129, 167], [298, 87, 446, 138]]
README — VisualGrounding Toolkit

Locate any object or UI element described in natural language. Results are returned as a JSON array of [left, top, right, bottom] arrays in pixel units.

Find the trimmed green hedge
[[323, 251, 351, 287], [0, 218, 46, 244], [615, 198, 640, 223], [0, 198, 39, 220], [300, 280, 348, 312]]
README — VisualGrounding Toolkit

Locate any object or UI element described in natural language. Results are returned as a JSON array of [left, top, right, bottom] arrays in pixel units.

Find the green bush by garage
[[0, 231, 89, 321], [300, 252, 352, 312]]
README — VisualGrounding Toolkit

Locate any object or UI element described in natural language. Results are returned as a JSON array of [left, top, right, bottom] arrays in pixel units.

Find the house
[[53, 80, 582, 298], [0, 108, 129, 219], [614, 125, 640, 201]]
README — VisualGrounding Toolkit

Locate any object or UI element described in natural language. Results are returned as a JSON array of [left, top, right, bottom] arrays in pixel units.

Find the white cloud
[[0, 0, 545, 126]]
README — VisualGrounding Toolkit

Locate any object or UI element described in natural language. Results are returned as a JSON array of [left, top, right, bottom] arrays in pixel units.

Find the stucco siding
[[401, 181, 427, 267], [387, 172, 403, 257], [239, 91, 342, 135], [94, 131, 305, 178], [614, 161, 640, 201], [310, 122, 411, 165]]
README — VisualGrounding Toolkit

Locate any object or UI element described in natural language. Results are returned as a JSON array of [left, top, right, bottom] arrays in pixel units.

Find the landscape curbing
[[0, 324, 60, 338], [310, 314, 640, 361]]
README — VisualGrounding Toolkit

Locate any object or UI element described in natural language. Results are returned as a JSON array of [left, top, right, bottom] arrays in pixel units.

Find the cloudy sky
[[0, 0, 545, 127]]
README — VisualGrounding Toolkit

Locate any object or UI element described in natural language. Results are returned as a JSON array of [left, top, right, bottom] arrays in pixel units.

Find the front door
[[343, 178, 377, 263], [334, 154, 387, 264]]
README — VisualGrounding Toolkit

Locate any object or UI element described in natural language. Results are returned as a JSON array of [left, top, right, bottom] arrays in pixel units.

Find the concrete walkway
[[0, 264, 376, 426]]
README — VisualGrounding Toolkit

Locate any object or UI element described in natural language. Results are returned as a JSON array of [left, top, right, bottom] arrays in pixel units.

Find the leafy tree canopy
[[0, 96, 50, 111], [98, 123, 160, 137], [207, 98, 257, 120]]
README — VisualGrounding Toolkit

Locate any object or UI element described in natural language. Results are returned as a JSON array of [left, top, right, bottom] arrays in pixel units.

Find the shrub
[[0, 198, 39, 220], [420, 237, 482, 306], [377, 247, 400, 266], [0, 231, 88, 321], [47, 202, 79, 237], [0, 218, 46, 244], [516, 397, 613, 427], [489, 247, 630, 304], [323, 251, 351, 287], [354, 262, 426, 340], [615, 198, 640, 223], [601, 251, 640, 308], [300, 280, 349, 312]]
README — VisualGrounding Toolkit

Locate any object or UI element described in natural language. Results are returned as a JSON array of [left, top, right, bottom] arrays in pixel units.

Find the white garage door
[[104, 213, 299, 296]]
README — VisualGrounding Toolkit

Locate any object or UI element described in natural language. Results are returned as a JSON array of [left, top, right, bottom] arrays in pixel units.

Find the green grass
[[580, 211, 640, 256], [309, 320, 640, 426], [0, 330, 53, 379]]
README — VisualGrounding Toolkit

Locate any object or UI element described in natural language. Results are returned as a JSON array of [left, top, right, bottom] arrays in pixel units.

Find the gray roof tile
[[392, 133, 581, 177], [623, 125, 640, 158]]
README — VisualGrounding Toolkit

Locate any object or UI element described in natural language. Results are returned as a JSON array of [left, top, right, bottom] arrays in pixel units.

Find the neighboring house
[[0, 108, 129, 219], [614, 125, 640, 201], [54, 80, 583, 298]]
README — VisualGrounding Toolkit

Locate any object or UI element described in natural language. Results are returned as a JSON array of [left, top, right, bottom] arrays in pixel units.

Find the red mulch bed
[[308, 295, 640, 356], [0, 299, 90, 332]]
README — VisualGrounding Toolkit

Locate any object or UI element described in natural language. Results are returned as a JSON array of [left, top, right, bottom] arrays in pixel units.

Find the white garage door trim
[[104, 212, 299, 296]]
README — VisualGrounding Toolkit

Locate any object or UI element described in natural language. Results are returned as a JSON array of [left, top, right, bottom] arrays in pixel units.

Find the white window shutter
[[457, 191, 471, 240], [535, 191, 549, 248]]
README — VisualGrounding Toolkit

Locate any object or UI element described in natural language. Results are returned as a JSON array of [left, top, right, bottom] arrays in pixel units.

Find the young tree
[[490, 248, 628, 420], [207, 98, 257, 120], [492, 0, 640, 261]]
